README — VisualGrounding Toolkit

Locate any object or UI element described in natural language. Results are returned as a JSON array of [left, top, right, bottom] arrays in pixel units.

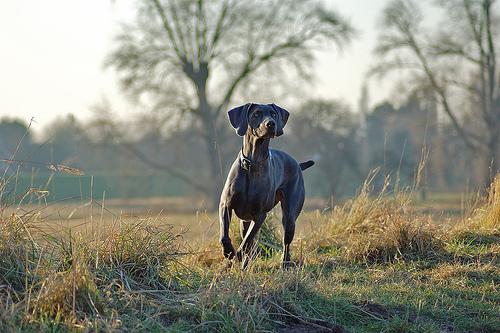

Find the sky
[[0, 0, 394, 129]]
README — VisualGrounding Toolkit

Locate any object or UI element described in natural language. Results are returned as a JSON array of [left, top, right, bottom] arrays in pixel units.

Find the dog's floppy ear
[[271, 103, 290, 137], [228, 103, 253, 136]]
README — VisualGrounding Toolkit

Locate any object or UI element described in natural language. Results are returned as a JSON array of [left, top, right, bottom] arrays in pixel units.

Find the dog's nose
[[266, 120, 276, 129]]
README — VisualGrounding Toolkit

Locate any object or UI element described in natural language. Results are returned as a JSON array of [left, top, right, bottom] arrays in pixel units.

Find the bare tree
[[372, 0, 500, 187], [106, 0, 353, 207]]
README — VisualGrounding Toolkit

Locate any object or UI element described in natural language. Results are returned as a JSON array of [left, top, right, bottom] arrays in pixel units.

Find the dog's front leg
[[219, 203, 236, 259], [237, 214, 266, 270]]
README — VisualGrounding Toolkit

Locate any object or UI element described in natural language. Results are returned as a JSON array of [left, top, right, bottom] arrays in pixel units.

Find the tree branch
[[150, 0, 184, 62], [216, 38, 303, 112], [121, 142, 211, 195], [376, 0, 487, 152], [209, 0, 232, 59], [407, 32, 485, 150]]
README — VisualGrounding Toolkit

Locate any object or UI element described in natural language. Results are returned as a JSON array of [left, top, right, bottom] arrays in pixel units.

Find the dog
[[219, 103, 314, 269]]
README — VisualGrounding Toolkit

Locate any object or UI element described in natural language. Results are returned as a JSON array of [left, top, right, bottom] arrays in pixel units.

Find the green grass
[[0, 176, 499, 332]]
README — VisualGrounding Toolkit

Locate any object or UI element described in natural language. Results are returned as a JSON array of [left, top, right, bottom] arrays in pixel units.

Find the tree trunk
[[200, 104, 224, 210], [192, 63, 224, 210]]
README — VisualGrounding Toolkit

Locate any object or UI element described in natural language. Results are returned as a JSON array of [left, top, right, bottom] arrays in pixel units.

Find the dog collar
[[239, 150, 270, 172]]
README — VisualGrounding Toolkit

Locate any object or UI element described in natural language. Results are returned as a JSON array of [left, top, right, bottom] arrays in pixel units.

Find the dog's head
[[228, 103, 289, 138]]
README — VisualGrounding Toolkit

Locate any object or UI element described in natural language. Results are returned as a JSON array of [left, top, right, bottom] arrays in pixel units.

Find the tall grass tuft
[[315, 175, 442, 263], [88, 219, 184, 290], [447, 174, 500, 261], [464, 175, 500, 232], [0, 213, 41, 293], [32, 262, 102, 321]]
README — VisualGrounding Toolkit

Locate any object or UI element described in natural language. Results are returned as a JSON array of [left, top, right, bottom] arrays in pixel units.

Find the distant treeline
[[0, 91, 485, 203]]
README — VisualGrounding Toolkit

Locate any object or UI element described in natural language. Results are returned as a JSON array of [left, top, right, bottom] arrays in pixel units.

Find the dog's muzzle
[[264, 120, 276, 137]]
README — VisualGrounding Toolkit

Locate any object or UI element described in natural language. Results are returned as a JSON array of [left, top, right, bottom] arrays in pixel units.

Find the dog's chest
[[229, 174, 275, 219]]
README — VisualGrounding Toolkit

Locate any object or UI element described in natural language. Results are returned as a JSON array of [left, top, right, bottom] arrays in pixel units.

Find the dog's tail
[[299, 160, 315, 171]]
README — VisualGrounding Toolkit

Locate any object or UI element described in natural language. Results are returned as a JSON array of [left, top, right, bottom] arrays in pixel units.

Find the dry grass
[[33, 263, 101, 321], [456, 175, 500, 233], [0, 200, 188, 330], [89, 220, 184, 289], [0, 169, 498, 331], [309, 175, 443, 263]]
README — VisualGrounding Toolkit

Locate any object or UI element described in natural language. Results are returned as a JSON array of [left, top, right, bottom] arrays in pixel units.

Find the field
[[0, 177, 499, 332]]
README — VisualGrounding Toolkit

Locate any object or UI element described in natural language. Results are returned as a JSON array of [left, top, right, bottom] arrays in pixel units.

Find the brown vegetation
[[0, 174, 498, 331]]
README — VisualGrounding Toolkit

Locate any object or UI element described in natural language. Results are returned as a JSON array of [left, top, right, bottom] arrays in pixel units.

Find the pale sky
[[0, 1, 394, 129]]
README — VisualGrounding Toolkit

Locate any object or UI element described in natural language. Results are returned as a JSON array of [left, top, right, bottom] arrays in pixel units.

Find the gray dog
[[219, 103, 314, 269]]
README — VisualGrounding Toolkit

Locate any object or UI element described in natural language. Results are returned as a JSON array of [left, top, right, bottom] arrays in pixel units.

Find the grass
[[309, 176, 442, 264], [0, 173, 498, 332]]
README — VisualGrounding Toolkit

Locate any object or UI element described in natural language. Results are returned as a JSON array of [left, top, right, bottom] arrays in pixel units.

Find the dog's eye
[[270, 111, 277, 118], [253, 112, 261, 118]]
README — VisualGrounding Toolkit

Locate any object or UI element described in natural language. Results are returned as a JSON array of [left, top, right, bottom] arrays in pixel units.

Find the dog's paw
[[222, 244, 236, 260], [281, 260, 295, 270]]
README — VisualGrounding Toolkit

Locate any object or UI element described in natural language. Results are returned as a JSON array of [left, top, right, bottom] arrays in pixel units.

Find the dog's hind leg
[[280, 186, 305, 269], [280, 212, 296, 269]]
